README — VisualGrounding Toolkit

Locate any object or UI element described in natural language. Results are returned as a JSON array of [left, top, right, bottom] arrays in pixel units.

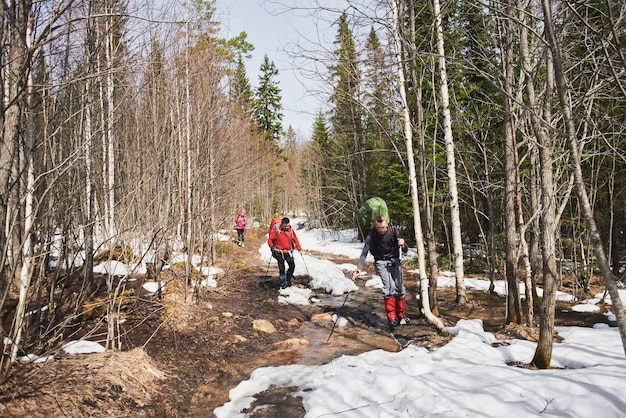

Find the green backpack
[[358, 197, 389, 241]]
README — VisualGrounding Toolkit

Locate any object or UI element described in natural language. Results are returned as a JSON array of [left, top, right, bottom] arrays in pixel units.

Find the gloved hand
[[271, 246, 277, 254], [297, 246, 302, 251]]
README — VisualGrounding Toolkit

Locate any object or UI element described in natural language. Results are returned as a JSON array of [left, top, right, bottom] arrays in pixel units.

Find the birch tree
[[391, 0, 445, 331], [9, 6, 37, 365], [1, 0, 32, 297], [406, 2, 441, 314], [432, 0, 467, 305]]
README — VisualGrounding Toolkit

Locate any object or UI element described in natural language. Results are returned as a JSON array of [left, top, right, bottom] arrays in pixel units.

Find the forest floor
[[0, 227, 613, 417]]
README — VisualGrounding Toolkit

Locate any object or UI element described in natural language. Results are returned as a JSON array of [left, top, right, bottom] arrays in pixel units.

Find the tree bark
[[391, 0, 445, 332], [501, 0, 523, 324], [540, 0, 626, 358], [406, 0, 440, 315], [432, 0, 467, 305], [10, 15, 36, 367]]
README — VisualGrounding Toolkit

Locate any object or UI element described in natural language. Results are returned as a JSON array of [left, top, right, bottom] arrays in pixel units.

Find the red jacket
[[268, 224, 302, 252]]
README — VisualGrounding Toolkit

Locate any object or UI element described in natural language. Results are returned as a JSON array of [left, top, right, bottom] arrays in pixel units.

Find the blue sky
[[217, 1, 339, 137]]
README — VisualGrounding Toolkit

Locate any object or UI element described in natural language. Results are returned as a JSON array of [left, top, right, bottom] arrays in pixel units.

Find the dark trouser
[[236, 228, 245, 242], [275, 251, 295, 287]]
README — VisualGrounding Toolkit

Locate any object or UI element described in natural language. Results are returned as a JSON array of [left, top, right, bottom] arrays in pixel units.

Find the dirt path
[[0, 227, 611, 417]]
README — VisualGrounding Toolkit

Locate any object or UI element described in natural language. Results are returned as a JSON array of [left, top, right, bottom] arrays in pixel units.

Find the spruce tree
[[231, 55, 254, 119], [253, 55, 284, 141], [362, 26, 410, 228], [328, 12, 365, 226]]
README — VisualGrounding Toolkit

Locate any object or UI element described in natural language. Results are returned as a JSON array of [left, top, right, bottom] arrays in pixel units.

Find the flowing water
[[257, 288, 401, 367]]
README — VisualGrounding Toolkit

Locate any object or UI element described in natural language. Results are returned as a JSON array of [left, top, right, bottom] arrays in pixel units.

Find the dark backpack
[[371, 225, 396, 249]]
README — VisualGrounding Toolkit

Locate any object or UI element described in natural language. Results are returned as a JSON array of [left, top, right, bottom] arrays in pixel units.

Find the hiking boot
[[399, 317, 410, 325], [389, 319, 399, 327]]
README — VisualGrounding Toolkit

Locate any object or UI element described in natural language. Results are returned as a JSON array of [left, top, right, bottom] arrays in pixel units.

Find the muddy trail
[[0, 227, 610, 417]]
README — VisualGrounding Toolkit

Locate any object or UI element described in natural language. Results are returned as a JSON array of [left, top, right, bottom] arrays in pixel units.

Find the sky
[[31, 219, 626, 417], [216, 1, 342, 137]]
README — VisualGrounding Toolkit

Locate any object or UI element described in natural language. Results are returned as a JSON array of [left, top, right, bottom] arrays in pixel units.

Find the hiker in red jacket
[[234, 209, 247, 247], [268, 217, 302, 289], [353, 215, 409, 327]]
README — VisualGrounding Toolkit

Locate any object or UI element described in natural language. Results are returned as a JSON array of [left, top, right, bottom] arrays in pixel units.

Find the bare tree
[[431, 0, 467, 305], [497, 0, 523, 324], [405, 0, 441, 315], [391, 0, 445, 331], [536, 0, 626, 365], [9, 6, 37, 365]]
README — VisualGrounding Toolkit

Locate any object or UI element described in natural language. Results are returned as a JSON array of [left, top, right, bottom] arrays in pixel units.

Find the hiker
[[268, 217, 302, 289], [234, 209, 247, 247], [353, 214, 409, 327]]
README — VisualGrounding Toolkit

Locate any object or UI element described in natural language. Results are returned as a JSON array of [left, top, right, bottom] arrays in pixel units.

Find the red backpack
[[269, 217, 282, 235], [269, 218, 295, 241]]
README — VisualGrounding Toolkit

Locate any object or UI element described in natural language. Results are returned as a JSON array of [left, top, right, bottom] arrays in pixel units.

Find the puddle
[[256, 319, 400, 367], [257, 288, 401, 367], [301, 320, 400, 362], [190, 287, 402, 415]]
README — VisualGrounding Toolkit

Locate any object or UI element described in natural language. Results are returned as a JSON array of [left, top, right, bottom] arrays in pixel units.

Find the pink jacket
[[234, 211, 247, 229]]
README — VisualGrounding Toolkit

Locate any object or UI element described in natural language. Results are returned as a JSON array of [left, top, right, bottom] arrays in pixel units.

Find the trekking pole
[[265, 253, 273, 278], [299, 250, 310, 277], [299, 251, 319, 300], [326, 292, 349, 344]]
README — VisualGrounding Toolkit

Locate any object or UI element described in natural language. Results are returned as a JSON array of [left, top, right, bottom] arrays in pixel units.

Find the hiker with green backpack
[[268, 217, 302, 289], [353, 214, 409, 327]]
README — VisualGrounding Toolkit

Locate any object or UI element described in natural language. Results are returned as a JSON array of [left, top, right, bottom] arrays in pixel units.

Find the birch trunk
[[9, 8, 35, 365], [83, 3, 96, 295], [103, 4, 119, 350], [432, 0, 467, 305], [185, 20, 193, 298], [105, 11, 116, 241], [83, 79, 95, 296], [0, 0, 29, 287], [390, 0, 445, 332], [407, 1, 440, 315]]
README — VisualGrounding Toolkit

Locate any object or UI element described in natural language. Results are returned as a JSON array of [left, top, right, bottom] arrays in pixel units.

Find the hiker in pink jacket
[[234, 209, 247, 247]]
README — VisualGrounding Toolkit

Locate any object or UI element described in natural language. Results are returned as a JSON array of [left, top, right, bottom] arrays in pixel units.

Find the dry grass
[[0, 348, 165, 417]]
